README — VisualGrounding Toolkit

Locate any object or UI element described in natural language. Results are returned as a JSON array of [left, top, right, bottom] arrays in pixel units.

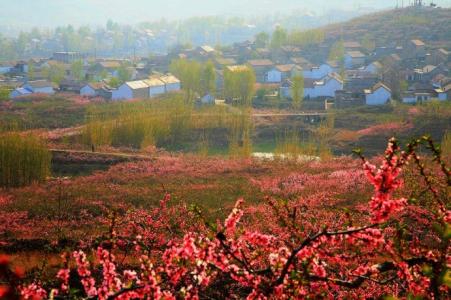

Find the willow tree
[[224, 66, 256, 107], [170, 58, 202, 103], [0, 133, 51, 188], [291, 75, 304, 110], [201, 60, 216, 96]]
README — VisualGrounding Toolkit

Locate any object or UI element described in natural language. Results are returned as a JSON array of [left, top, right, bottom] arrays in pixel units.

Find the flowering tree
[[1, 137, 449, 299]]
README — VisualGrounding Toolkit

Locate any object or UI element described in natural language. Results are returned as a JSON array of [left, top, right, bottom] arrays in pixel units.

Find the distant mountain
[[322, 6, 451, 46]]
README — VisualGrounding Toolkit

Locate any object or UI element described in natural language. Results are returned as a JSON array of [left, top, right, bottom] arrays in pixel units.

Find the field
[[0, 95, 450, 299]]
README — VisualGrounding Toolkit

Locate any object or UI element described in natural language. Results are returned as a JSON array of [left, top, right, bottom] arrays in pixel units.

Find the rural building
[[53, 52, 86, 64], [0, 62, 15, 74], [144, 78, 166, 97], [404, 39, 426, 59], [364, 61, 383, 74], [22, 80, 55, 94], [334, 90, 365, 108], [10, 80, 55, 98], [364, 82, 392, 105], [159, 74, 181, 92], [247, 59, 274, 83], [304, 73, 343, 99], [80, 82, 107, 97], [344, 51, 366, 69], [303, 64, 334, 80], [10, 88, 32, 98], [112, 80, 149, 100]]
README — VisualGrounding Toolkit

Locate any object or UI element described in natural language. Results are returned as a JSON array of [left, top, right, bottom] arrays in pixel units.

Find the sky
[[0, 0, 450, 29]]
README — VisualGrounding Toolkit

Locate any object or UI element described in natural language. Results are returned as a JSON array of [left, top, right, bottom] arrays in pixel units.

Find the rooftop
[[411, 39, 425, 46], [346, 51, 365, 58], [247, 59, 274, 67]]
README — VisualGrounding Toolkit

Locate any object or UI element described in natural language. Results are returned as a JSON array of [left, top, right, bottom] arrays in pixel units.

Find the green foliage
[[270, 26, 288, 50], [46, 63, 66, 85], [254, 32, 269, 48], [116, 64, 132, 83], [201, 60, 216, 96], [108, 77, 121, 88], [360, 33, 376, 52], [329, 40, 345, 63], [224, 67, 256, 107], [291, 75, 304, 110], [441, 130, 450, 159], [83, 96, 241, 151], [0, 133, 51, 187], [71, 60, 84, 81], [287, 29, 325, 48], [0, 87, 10, 102], [170, 58, 202, 102]]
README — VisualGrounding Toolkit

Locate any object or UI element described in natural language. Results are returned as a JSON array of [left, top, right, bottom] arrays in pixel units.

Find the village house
[[343, 41, 363, 52], [10, 80, 55, 98], [404, 39, 426, 60], [112, 80, 149, 100], [281, 73, 343, 99], [0, 62, 15, 74], [344, 51, 366, 69], [344, 70, 379, 92], [304, 73, 343, 99], [53, 52, 86, 64], [303, 63, 334, 80], [214, 57, 237, 69], [364, 82, 392, 105], [364, 61, 383, 74], [265, 64, 302, 83], [90, 60, 122, 78], [143, 77, 166, 97], [247, 59, 274, 83], [334, 90, 365, 109], [59, 79, 85, 93], [196, 45, 216, 59], [80, 82, 107, 97], [159, 74, 181, 93]]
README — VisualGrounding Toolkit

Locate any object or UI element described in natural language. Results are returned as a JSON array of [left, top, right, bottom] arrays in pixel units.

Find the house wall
[[344, 56, 365, 69], [149, 85, 166, 97], [0, 66, 13, 74], [25, 85, 55, 95], [402, 96, 417, 104], [303, 64, 332, 80], [112, 84, 133, 100], [365, 63, 379, 74], [266, 69, 282, 83], [438, 92, 447, 101], [365, 88, 391, 105], [80, 85, 97, 97], [165, 82, 181, 92], [305, 79, 343, 98], [132, 87, 149, 99]]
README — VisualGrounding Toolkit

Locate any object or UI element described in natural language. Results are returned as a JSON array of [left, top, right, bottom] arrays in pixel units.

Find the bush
[[0, 133, 50, 187]]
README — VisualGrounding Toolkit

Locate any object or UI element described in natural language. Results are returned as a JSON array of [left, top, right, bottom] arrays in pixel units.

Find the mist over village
[[0, 1, 450, 299]]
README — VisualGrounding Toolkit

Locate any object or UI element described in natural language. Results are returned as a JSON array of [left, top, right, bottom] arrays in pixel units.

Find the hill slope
[[323, 6, 451, 47]]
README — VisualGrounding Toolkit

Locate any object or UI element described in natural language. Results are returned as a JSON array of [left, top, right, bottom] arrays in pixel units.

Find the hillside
[[323, 6, 451, 47]]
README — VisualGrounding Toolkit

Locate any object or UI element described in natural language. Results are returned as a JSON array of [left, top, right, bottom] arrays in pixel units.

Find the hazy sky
[[1, 0, 450, 29]]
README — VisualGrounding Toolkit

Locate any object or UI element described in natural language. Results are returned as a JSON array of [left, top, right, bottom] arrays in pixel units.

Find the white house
[[144, 78, 166, 97], [344, 51, 366, 69], [304, 73, 343, 98], [10, 87, 32, 98], [364, 83, 392, 105], [303, 63, 333, 80], [0, 63, 14, 74], [80, 82, 105, 97], [281, 74, 343, 99], [159, 75, 181, 92], [364, 61, 382, 74], [22, 80, 55, 94], [112, 80, 149, 101], [266, 68, 282, 83]]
